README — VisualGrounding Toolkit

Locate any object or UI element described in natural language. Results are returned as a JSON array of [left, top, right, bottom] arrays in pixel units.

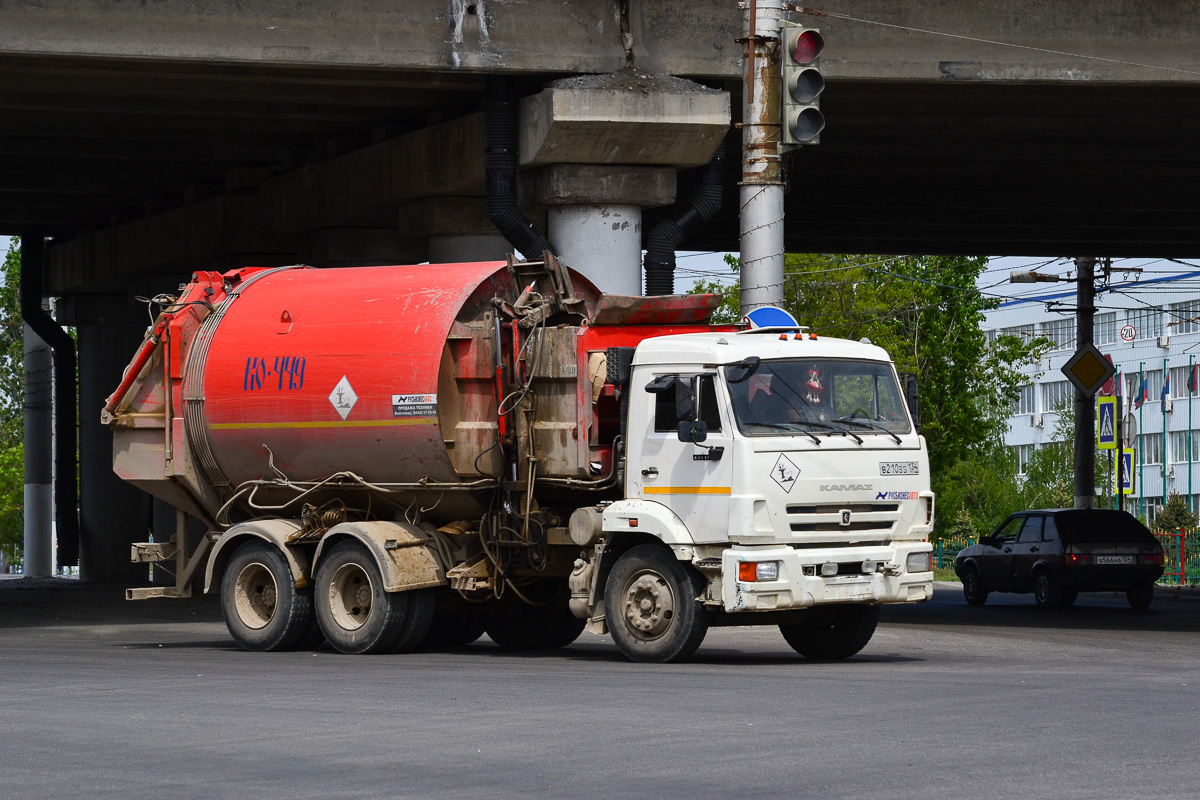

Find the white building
[[983, 269, 1200, 523]]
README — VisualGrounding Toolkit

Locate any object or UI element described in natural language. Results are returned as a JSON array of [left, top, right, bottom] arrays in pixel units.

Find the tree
[[1152, 492, 1197, 533], [0, 237, 22, 568]]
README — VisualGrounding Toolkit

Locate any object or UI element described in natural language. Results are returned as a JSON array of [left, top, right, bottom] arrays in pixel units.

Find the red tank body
[[104, 259, 723, 528]]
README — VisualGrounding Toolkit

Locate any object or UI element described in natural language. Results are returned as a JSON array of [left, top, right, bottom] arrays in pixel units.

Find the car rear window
[[1053, 510, 1158, 545]]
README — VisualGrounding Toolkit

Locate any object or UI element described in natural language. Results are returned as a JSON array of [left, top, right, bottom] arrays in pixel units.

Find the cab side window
[[1017, 516, 1043, 543], [653, 374, 722, 433]]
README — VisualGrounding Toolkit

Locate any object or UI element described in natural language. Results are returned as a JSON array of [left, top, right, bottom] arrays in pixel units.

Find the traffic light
[[779, 21, 825, 148]]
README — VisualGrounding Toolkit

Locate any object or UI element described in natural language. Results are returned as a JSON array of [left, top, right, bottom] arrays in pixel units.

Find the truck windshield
[[725, 358, 911, 437]]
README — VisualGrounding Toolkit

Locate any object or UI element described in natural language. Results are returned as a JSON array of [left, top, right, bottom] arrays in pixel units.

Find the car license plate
[[1096, 555, 1134, 565]]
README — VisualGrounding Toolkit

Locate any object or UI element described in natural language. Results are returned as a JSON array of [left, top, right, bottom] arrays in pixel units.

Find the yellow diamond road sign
[[1061, 343, 1115, 397]]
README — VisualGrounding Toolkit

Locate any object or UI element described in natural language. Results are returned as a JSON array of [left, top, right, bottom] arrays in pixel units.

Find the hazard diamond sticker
[[770, 454, 799, 493], [328, 375, 358, 420]]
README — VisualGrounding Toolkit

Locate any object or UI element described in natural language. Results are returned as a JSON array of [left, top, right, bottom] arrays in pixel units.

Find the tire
[[423, 606, 487, 648], [1033, 571, 1062, 608], [1058, 588, 1078, 607], [604, 544, 709, 663], [221, 540, 315, 652], [1127, 582, 1154, 611], [483, 581, 578, 650], [779, 604, 880, 660], [314, 540, 434, 654], [961, 568, 988, 607]]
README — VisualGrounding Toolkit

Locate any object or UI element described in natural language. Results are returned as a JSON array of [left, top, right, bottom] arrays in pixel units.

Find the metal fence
[[1155, 529, 1200, 586], [933, 536, 975, 570]]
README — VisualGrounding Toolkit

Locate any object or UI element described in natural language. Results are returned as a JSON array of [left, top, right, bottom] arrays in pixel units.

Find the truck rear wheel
[[221, 540, 315, 652], [604, 545, 709, 663], [315, 540, 434, 654], [779, 604, 879, 660], [424, 606, 487, 648]]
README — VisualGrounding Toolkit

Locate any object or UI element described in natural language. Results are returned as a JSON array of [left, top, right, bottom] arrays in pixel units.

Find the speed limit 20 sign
[[1119, 324, 1136, 342]]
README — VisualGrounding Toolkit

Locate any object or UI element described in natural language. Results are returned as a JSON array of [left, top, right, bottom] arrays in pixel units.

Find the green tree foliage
[[1152, 491, 1197, 533], [693, 253, 1049, 480], [0, 237, 22, 566]]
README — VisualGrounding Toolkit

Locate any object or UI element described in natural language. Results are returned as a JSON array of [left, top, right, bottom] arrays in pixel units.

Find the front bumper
[[716, 543, 934, 613]]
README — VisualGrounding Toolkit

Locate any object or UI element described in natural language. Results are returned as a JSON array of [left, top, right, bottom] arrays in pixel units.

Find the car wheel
[[604, 545, 709, 663], [221, 540, 315, 652], [1126, 582, 1154, 611], [962, 568, 988, 607], [315, 540, 434, 654], [1033, 570, 1061, 608], [1058, 588, 1078, 607], [779, 605, 880, 660]]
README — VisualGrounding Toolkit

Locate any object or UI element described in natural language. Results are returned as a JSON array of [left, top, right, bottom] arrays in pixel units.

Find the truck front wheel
[[779, 605, 879, 660], [315, 540, 434, 654], [221, 540, 316, 652], [605, 545, 709, 663]]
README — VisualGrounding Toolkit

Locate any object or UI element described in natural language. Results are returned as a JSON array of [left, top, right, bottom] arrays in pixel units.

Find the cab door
[[626, 371, 733, 545], [979, 516, 1022, 590], [1010, 515, 1044, 591]]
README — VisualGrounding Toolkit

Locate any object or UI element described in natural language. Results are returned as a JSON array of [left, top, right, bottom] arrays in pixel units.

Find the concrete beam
[[519, 76, 730, 168], [521, 165, 676, 209]]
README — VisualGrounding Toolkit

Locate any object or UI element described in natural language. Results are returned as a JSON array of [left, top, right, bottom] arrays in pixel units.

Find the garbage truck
[[104, 253, 934, 663]]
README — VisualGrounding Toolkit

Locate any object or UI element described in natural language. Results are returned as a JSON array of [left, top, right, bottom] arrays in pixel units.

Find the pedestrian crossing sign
[[1116, 448, 1134, 495], [1097, 396, 1117, 450]]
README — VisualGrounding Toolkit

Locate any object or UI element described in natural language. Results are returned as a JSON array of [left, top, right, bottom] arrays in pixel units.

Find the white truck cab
[[586, 327, 935, 662]]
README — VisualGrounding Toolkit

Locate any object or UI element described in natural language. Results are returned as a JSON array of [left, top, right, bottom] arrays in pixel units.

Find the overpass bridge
[[4, 0, 1200, 579]]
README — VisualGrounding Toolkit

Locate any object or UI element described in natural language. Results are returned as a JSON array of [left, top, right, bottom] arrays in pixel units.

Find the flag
[[1189, 364, 1198, 394], [1161, 372, 1171, 412], [1134, 377, 1148, 410], [1099, 355, 1116, 396]]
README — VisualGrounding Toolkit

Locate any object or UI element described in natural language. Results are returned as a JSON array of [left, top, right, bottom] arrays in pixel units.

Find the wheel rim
[[1035, 574, 1048, 602], [965, 574, 977, 597], [621, 570, 676, 640], [328, 562, 374, 631], [233, 561, 278, 630]]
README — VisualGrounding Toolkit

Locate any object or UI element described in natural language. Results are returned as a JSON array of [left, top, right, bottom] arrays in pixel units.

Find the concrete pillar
[[299, 228, 428, 267], [22, 322, 54, 578], [523, 164, 675, 295], [61, 295, 151, 583], [517, 76, 730, 295], [400, 198, 512, 264]]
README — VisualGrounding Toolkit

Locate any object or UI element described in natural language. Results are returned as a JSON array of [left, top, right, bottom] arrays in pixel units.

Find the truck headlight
[[906, 552, 932, 573], [738, 561, 780, 582]]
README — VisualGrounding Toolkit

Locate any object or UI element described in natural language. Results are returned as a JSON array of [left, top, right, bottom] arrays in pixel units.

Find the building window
[[1041, 380, 1072, 412], [1170, 366, 1193, 398], [1014, 444, 1035, 475], [1040, 318, 1074, 351], [1000, 324, 1034, 341], [1126, 307, 1162, 340], [1145, 497, 1163, 526], [1168, 299, 1200, 336], [1095, 312, 1117, 345], [1141, 432, 1163, 465], [1013, 384, 1035, 416], [1169, 430, 1200, 463]]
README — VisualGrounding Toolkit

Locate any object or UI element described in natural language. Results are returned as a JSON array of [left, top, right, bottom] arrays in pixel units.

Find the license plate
[[826, 582, 872, 600], [1095, 555, 1135, 565]]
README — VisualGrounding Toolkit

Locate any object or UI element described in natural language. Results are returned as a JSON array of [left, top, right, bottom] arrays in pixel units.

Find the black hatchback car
[[954, 509, 1165, 610]]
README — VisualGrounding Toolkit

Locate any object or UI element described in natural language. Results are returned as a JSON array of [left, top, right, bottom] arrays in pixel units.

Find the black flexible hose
[[643, 141, 726, 295], [486, 77, 552, 258]]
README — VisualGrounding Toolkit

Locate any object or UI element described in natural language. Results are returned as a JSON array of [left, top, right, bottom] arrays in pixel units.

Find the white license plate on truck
[[826, 582, 872, 600], [1096, 555, 1134, 565]]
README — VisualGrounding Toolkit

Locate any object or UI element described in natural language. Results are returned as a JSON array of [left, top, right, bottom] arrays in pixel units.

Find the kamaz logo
[[820, 484, 873, 492]]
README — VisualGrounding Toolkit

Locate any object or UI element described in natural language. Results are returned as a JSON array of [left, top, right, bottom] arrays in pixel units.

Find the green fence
[[1154, 529, 1200, 586], [933, 536, 975, 570]]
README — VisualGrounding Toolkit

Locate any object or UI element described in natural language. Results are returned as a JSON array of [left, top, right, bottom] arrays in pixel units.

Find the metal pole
[[1073, 256, 1096, 509], [1139, 361, 1145, 520], [1190, 353, 1194, 513], [1162, 356, 1168, 506], [739, 0, 786, 316]]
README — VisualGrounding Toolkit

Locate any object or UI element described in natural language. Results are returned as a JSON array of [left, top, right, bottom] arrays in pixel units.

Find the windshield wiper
[[751, 421, 821, 445], [832, 416, 902, 445], [790, 419, 863, 445]]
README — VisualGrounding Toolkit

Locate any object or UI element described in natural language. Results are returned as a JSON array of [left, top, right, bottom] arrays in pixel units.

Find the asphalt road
[[1, 579, 1197, 800]]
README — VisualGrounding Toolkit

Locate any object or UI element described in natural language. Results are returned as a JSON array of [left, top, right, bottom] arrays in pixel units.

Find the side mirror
[[675, 378, 696, 422], [903, 372, 920, 429], [677, 420, 708, 443]]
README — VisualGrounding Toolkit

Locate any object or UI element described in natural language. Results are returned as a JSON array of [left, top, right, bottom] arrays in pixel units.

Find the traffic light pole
[[1074, 256, 1096, 509], [739, 0, 786, 316]]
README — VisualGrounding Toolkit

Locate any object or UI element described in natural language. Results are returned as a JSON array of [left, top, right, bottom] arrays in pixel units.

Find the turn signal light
[[1065, 553, 1090, 566], [1140, 553, 1165, 566], [738, 561, 780, 582]]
